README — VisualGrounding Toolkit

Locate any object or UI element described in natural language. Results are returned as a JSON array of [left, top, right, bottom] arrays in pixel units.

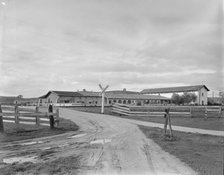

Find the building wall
[[197, 87, 208, 105], [108, 98, 170, 106], [46, 92, 59, 104], [72, 96, 102, 106]]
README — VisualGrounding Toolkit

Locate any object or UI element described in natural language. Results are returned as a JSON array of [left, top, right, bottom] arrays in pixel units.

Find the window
[[109, 100, 112, 104], [202, 93, 204, 96], [118, 100, 122, 103]]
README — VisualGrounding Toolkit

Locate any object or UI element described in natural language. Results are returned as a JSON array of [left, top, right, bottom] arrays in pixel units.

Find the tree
[[171, 93, 181, 105], [171, 92, 197, 105], [220, 91, 224, 105], [182, 92, 197, 104]]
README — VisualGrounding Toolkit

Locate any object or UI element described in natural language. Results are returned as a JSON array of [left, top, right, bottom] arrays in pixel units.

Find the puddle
[[3, 155, 38, 164], [58, 143, 69, 148], [68, 133, 87, 139], [90, 139, 111, 145], [20, 141, 44, 146], [41, 147, 52, 150]]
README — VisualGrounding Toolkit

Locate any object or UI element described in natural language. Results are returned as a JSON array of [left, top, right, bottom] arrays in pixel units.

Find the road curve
[[60, 108, 197, 175]]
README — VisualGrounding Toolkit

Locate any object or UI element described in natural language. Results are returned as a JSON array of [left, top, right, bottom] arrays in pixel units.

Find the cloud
[[0, 0, 222, 97]]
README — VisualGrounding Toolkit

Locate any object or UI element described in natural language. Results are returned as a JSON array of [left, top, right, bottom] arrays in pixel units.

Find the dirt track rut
[[0, 108, 197, 175], [60, 108, 197, 175]]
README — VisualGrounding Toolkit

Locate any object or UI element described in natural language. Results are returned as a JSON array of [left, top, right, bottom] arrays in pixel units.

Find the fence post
[[204, 107, 208, 120], [15, 104, 19, 124], [55, 108, 59, 127], [218, 106, 222, 119], [35, 106, 40, 126], [164, 108, 173, 137], [0, 105, 4, 132], [189, 106, 192, 118], [48, 104, 54, 129]]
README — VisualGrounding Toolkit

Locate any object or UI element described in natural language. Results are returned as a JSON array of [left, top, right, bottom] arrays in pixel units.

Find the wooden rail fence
[[112, 103, 223, 118], [0, 104, 59, 132]]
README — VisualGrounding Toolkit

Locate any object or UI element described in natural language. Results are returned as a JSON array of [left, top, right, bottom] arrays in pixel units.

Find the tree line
[[171, 92, 197, 105]]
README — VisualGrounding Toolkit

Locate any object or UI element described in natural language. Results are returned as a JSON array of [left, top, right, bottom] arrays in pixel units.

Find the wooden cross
[[99, 84, 109, 114]]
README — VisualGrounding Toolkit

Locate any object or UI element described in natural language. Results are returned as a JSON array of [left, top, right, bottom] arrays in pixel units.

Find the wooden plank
[[129, 113, 164, 117], [112, 109, 130, 116], [129, 111, 166, 115], [112, 104, 130, 111], [39, 120, 50, 124], [39, 115, 49, 119], [19, 118, 36, 123], [0, 112, 16, 116], [0, 112, 56, 116], [3, 117, 16, 121], [112, 107, 130, 115]]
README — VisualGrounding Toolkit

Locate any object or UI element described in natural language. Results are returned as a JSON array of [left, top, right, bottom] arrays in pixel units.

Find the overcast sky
[[0, 0, 223, 97]]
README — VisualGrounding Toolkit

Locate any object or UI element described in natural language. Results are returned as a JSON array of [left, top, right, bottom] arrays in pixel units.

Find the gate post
[[164, 108, 173, 137], [15, 104, 19, 124], [48, 104, 54, 129], [0, 105, 4, 132], [35, 106, 40, 126]]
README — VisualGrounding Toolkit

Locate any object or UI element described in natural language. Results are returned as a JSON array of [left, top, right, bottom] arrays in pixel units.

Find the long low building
[[141, 85, 209, 105], [39, 89, 171, 106]]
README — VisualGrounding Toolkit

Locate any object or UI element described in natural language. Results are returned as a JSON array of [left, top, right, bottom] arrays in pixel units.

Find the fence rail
[[0, 104, 59, 132], [112, 103, 223, 118]]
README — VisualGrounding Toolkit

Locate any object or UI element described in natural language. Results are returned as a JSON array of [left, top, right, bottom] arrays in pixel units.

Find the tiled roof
[[52, 91, 83, 97], [106, 90, 139, 94], [141, 85, 209, 94], [77, 91, 100, 97], [105, 93, 169, 100], [40, 91, 83, 98], [40, 89, 171, 100]]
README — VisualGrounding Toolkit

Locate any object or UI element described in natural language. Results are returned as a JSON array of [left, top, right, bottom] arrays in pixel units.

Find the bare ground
[[0, 117, 79, 142], [0, 108, 197, 175], [139, 125, 224, 175]]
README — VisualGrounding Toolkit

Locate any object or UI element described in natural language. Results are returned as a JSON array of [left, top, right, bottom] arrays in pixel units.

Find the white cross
[[99, 84, 109, 114]]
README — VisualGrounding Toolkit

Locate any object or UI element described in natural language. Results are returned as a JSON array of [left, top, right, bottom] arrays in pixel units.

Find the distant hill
[[0, 96, 17, 105], [0, 96, 39, 105]]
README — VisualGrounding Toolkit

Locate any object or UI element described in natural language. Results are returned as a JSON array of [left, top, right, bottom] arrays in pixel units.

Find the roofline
[[141, 85, 210, 94], [202, 85, 209, 91], [39, 91, 59, 99]]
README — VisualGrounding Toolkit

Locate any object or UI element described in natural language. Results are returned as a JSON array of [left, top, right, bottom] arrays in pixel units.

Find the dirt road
[[0, 108, 197, 175]]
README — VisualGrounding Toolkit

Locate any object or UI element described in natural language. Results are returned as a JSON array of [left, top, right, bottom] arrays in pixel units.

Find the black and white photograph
[[0, 0, 223, 174]]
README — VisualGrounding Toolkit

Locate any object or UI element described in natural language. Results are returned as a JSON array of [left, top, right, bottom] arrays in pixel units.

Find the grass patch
[[139, 125, 224, 175], [119, 115, 224, 131], [0, 155, 81, 175], [0, 117, 79, 143]]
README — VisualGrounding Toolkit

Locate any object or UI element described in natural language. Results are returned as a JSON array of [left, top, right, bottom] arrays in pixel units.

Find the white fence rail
[[112, 103, 223, 118]]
